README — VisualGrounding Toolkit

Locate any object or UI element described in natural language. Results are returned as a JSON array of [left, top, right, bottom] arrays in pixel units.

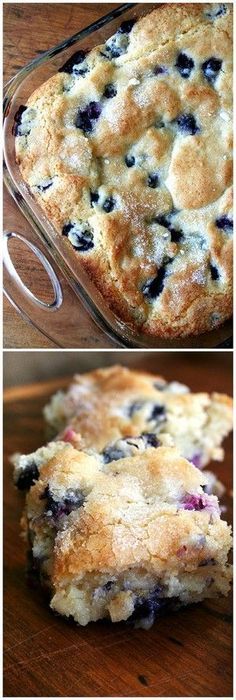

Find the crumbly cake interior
[[22, 443, 232, 628], [14, 3, 233, 337]]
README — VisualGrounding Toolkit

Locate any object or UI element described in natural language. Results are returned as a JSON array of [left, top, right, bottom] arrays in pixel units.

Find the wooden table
[[4, 354, 233, 697], [3, 3, 120, 348]]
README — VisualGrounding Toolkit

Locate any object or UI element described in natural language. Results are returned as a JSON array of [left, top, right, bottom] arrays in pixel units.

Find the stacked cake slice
[[15, 366, 233, 486], [13, 366, 232, 628]]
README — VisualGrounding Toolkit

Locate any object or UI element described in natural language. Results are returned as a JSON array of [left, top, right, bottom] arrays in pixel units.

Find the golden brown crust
[[15, 4, 233, 337]]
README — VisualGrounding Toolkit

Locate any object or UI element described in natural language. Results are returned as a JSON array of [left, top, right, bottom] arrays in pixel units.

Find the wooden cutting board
[[4, 373, 233, 697]]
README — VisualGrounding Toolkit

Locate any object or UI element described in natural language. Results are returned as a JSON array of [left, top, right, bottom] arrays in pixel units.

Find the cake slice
[[13, 366, 232, 497], [44, 366, 233, 468], [22, 441, 232, 628]]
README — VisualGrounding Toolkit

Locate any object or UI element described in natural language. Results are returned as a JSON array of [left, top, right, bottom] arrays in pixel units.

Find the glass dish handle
[[3, 231, 63, 314], [3, 231, 120, 348]]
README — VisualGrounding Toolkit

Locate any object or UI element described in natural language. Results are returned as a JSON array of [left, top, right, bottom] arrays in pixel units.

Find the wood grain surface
[[3, 3, 121, 349], [3, 354, 233, 697]]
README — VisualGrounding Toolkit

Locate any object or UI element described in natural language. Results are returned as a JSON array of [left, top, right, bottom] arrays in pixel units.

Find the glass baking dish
[[3, 2, 233, 349]]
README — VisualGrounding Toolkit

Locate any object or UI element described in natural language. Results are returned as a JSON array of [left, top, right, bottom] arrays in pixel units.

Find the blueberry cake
[[21, 443, 232, 627], [43, 366, 233, 469], [13, 366, 232, 498], [14, 4, 233, 337]]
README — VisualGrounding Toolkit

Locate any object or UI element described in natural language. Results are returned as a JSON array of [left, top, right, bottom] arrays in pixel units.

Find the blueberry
[[169, 227, 183, 243], [103, 196, 115, 213], [175, 52, 194, 79], [125, 154, 135, 168], [40, 486, 84, 518], [142, 266, 168, 300], [131, 589, 163, 621], [215, 215, 233, 232], [205, 4, 227, 19], [90, 190, 99, 206], [128, 588, 177, 626], [147, 172, 159, 188], [104, 18, 136, 60], [201, 57, 222, 83], [74, 67, 88, 77], [103, 580, 114, 591], [142, 433, 161, 447], [14, 106, 36, 136], [103, 83, 117, 98], [105, 45, 123, 59], [202, 484, 210, 494], [154, 213, 183, 242], [119, 18, 136, 33], [59, 50, 88, 75], [13, 105, 27, 136], [182, 494, 205, 511], [210, 263, 219, 280], [16, 462, 39, 490], [153, 65, 168, 76], [40, 486, 58, 516], [36, 179, 53, 192], [62, 222, 94, 251], [63, 223, 74, 235], [181, 493, 219, 514], [102, 433, 160, 465], [176, 113, 199, 135], [155, 213, 171, 229], [149, 404, 166, 422], [75, 101, 102, 133], [64, 493, 84, 512], [102, 446, 126, 464], [175, 53, 194, 79]]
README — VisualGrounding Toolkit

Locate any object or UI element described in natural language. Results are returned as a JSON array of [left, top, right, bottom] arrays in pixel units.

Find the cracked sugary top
[[15, 3, 233, 337], [26, 444, 232, 593]]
